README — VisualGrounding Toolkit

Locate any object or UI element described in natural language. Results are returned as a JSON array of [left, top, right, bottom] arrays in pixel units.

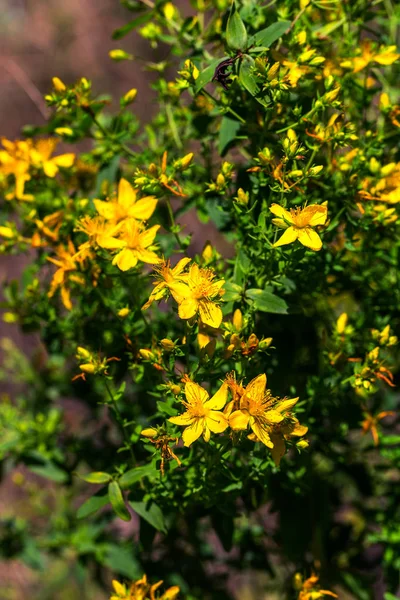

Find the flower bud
[[139, 349, 154, 360], [141, 427, 158, 438], [235, 188, 249, 205], [296, 439, 309, 450], [121, 88, 138, 106], [109, 49, 134, 61], [52, 77, 66, 92], [173, 152, 194, 170], [0, 226, 14, 239], [259, 337, 273, 349], [117, 307, 130, 318], [161, 338, 175, 351], [336, 313, 348, 334], [55, 127, 74, 137], [77, 346, 91, 360], [233, 309, 243, 331], [80, 363, 96, 374], [308, 165, 323, 177]]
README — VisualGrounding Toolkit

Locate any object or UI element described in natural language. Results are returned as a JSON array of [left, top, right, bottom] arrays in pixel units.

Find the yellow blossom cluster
[[294, 572, 337, 600], [144, 259, 225, 329], [110, 576, 179, 600], [76, 178, 160, 271], [168, 372, 308, 466], [0, 137, 75, 201]]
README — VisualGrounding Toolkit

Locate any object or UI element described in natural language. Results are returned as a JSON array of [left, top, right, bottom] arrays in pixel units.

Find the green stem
[[104, 378, 136, 465], [202, 89, 246, 124], [166, 196, 185, 250]]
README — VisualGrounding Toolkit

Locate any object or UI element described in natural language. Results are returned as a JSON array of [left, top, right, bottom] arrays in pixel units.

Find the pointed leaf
[[129, 500, 167, 533], [195, 56, 229, 93], [77, 491, 109, 519], [112, 12, 152, 40], [238, 55, 258, 96], [245, 288, 288, 314], [108, 481, 131, 522], [249, 21, 290, 48], [218, 116, 241, 155], [80, 471, 112, 484], [226, 1, 248, 51]]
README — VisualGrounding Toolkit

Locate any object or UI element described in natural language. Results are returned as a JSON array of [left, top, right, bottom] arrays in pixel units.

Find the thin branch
[[2, 59, 50, 120]]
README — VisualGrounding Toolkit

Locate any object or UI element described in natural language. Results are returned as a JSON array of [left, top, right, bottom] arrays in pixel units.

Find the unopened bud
[[232, 309, 243, 331], [109, 49, 134, 61], [235, 188, 249, 205], [80, 363, 95, 374], [161, 338, 175, 351], [121, 88, 138, 106], [141, 427, 158, 438], [117, 307, 130, 318], [52, 77, 66, 92]]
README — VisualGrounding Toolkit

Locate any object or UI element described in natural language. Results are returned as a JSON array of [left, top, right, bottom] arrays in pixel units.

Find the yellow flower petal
[[112, 248, 138, 271], [43, 161, 59, 178], [275, 397, 299, 413], [198, 300, 223, 328], [185, 381, 209, 405], [297, 227, 322, 251], [118, 178, 136, 210], [139, 224, 160, 247], [53, 153, 75, 168], [172, 257, 191, 275], [128, 196, 158, 220], [269, 433, 286, 466], [169, 412, 195, 426], [206, 411, 228, 433], [245, 374, 267, 401], [182, 418, 204, 446], [112, 580, 126, 596], [273, 226, 299, 247], [204, 382, 228, 410], [203, 425, 211, 442], [264, 410, 284, 424], [269, 203, 294, 223], [178, 297, 198, 320], [135, 248, 161, 264], [302, 204, 328, 226], [93, 199, 115, 220], [250, 420, 274, 448], [229, 409, 250, 430]]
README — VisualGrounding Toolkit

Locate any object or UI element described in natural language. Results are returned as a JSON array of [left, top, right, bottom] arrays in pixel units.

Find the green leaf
[[108, 481, 131, 522], [119, 464, 158, 490], [223, 282, 242, 302], [245, 289, 288, 314], [77, 491, 109, 519], [248, 20, 290, 48], [238, 54, 258, 96], [129, 500, 167, 533], [80, 471, 112, 484], [226, 1, 248, 51], [195, 57, 229, 93], [218, 116, 242, 155], [112, 12, 152, 40], [103, 544, 141, 579], [28, 461, 67, 483]]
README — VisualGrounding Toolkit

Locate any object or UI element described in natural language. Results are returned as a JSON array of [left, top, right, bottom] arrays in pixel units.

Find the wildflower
[[75, 216, 122, 257], [169, 380, 228, 446], [270, 203, 328, 251], [30, 138, 75, 178], [295, 572, 337, 600], [142, 257, 191, 309], [93, 178, 157, 225], [105, 220, 161, 271], [0, 137, 33, 201], [47, 240, 85, 310], [172, 263, 225, 328], [361, 410, 395, 446], [227, 373, 301, 450], [110, 575, 179, 600], [341, 41, 399, 73]]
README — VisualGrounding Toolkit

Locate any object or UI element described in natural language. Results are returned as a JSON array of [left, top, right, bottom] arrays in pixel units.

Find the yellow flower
[[0, 137, 33, 201], [169, 380, 228, 446], [270, 203, 328, 251], [228, 374, 299, 448], [106, 220, 161, 271], [172, 263, 225, 328], [94, 178, 157, 225], [75, 216, 123, 260], [142, 257, 191, 309], [110, 575, 179, 600], [30, 138, 75, 177], [341, 40, 400, 73], [296, 573, 338, 600], [47, 240, 85, 310]]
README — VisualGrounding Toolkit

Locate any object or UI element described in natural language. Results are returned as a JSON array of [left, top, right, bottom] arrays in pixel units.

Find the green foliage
[[0, 0, 400, 598]]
